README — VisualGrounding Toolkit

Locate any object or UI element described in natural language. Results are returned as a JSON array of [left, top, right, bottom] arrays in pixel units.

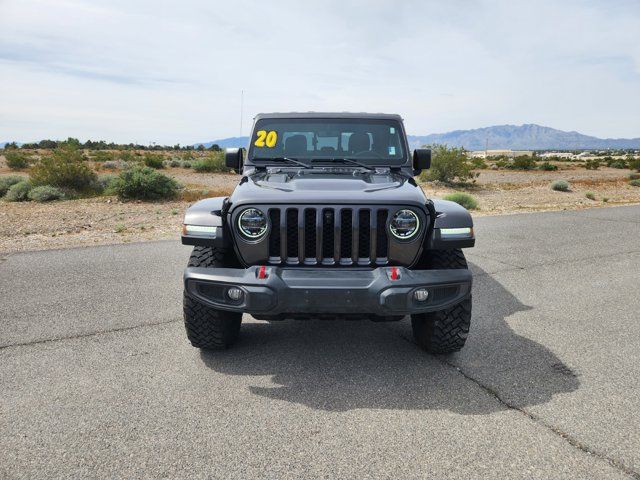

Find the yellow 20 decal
[[254, 130, 278, 148]]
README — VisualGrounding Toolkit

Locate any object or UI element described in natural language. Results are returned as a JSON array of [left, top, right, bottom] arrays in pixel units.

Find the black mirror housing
[[412, 149, 431, 176], [225, 148, 244, 173]]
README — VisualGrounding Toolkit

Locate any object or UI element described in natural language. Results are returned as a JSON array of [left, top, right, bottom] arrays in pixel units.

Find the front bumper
[[184, 266, 472, 317]]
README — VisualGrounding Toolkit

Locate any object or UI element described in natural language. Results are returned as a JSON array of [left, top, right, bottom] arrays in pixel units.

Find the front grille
[[267, 206, 389, 266]]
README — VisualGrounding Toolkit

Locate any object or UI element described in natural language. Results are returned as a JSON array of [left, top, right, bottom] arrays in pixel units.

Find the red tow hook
[[390, 267, 400, 281], [257, 266, 268, 279]]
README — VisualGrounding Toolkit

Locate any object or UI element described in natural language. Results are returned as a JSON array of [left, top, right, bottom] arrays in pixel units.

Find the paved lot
[[1, 205, 639, 479]]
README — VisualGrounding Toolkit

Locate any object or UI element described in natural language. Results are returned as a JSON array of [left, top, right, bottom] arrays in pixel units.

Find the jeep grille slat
[[266, 206, 389, 267]]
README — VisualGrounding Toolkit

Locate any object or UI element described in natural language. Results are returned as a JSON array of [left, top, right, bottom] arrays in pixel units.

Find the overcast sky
[[1, 0, 639, 144]]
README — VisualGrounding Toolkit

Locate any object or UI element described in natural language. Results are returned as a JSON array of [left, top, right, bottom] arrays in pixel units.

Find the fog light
[[414, 288, 429, 302], [227, 287, 243, 301]]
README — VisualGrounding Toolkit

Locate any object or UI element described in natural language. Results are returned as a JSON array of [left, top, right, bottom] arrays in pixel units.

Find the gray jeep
[[181, 113, 474, 352]]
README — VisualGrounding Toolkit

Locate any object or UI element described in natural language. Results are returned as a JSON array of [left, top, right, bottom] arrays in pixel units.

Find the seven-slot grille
[[267, 207, 389, 266]]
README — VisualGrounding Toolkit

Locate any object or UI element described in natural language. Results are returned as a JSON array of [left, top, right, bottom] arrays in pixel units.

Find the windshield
[[248, 118, 406, 166]]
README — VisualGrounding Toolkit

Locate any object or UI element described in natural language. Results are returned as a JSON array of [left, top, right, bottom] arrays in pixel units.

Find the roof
[[253, 112, 403, 121]]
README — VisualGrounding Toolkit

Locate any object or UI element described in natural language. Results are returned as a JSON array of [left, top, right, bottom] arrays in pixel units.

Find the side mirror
[[225, 148, 244, 173], [413, 149, 431, 176]]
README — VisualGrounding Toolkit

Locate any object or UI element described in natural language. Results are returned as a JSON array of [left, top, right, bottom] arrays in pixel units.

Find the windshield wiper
[[312, 157, 375, 171], [253, 157, 311, 168]]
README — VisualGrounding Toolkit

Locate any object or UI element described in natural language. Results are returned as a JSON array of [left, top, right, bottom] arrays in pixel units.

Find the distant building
[[469, 149, 533, 158], [538, 152, 574, 159]]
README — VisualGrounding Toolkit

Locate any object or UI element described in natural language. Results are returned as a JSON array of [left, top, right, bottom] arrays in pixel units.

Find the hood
[[228, 168, 427, 208]]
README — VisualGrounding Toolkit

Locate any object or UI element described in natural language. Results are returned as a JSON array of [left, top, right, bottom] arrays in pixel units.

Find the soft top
[[254, 112, 403, 121]]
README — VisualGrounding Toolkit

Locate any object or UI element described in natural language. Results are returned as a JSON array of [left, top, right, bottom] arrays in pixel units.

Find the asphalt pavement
[[1, 205, 639, 479]]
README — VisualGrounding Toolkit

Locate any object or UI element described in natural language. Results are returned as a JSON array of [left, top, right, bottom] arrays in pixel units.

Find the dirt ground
[[1, 157, 639, 254]]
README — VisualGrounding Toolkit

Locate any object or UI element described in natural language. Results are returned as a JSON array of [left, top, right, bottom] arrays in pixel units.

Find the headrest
[[348, 133, 370, 154], [284, 135, 308, 155]]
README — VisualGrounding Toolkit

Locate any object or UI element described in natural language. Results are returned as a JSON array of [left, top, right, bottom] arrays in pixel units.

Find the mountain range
[[195, 124, 640, 151]]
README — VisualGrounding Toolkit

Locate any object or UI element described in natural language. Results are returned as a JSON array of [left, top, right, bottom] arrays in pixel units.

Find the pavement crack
[[0, 319, 180, 351], [394, 330, 640, 479], [446, 360, 640, 479]]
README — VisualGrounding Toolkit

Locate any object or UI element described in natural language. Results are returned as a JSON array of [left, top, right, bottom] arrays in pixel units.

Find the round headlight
[[390, 209, 420, 240], [237, 208, 268, 240]]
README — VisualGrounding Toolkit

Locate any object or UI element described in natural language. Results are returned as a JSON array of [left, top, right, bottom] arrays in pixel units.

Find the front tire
[[183, 246, 242, 349], [411, 249, 472, 353]]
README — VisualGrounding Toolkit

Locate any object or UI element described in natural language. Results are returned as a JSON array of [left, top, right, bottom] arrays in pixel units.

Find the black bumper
[[184, 266, 472, 317]]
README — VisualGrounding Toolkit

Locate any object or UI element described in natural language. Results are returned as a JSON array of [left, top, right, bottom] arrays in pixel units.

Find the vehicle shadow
[[199, 263, 579, 414]]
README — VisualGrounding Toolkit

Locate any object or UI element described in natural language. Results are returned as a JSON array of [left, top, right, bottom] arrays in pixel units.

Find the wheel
[[183, 246, 242, 349], [411, 249, 472, 353]]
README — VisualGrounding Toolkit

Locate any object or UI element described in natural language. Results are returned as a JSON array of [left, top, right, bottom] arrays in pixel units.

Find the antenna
[[239, 90, 244, 137]]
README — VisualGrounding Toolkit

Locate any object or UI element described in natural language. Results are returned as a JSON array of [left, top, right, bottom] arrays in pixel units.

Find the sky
[[1, 0, 639, 144]]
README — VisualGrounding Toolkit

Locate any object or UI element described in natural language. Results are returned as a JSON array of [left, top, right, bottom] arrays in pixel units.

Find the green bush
[[30, 145, 97, 192], [420, 145, 475, 184], [109, 166, 181, 200], [585, 159, 600, 170], [629, 157, 640, 172], [5, 151, 31, 170], [442, 192, 478, 210], [143, 153, 165, 169], [118, 151, 135, 162], [96, 174, 117, 193], [193, 153, 228, 173], [91, 151, 115, 162], [629, 173, 640, 180], [538, 161, 558, 171], [511, 156, 536, 170], [585, 192, 596, 200], [606, 157, 627, 169], [629, 179, 640, 187], [27, 185, 65, 202], [5, 180, 31, 201], [551, 180, 570, 192], [470, 157, 488, 169], [0, 175, 24, 196]]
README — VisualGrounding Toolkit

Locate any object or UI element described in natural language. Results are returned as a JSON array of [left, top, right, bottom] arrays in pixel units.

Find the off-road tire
[[411, 249, 471, 353], [183, 246, 242, 349]]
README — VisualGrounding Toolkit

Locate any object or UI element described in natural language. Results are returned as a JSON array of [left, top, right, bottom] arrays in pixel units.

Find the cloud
[[0, 0, 639, 143]]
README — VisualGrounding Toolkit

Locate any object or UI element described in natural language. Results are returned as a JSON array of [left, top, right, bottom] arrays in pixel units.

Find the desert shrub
[[442, 192, 478, 210], [27, 185, 65, 202], [5, 180, 32, 201], [95, 174, 117, 193], [183, 161, 191, 169], [551, 180, 570, 192], [470, 157, 488, 169], [143, 153, 165, 169], [5, 151, 31, 169], [628, 157, 640, 172], [585, 159, 600, 170], [103, 160, 119, 170], [538, 162, 558, 171], [193, 153, 228, 173], [0, 175, 24, 196], [118, 151, 135, 162], [494, 159, 510, 169], [169, 159, 181, 168], [629, 173, 640, 180], [109, 165, 181, 200], [420, 145, 475, 184], [91, 151, 115, 162], [605, 156, 627, 169], [511, 156, 536, 170], [602, 197, 609, 203], [585, 192, 596, 200], [30, 145, 97, 192], [629, 179, 640, 187]]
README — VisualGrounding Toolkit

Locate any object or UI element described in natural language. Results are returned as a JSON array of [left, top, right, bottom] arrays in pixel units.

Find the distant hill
[[197, 125, 640, 151], [407, 124, 640, 150], [195, 137, 249, 149]]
